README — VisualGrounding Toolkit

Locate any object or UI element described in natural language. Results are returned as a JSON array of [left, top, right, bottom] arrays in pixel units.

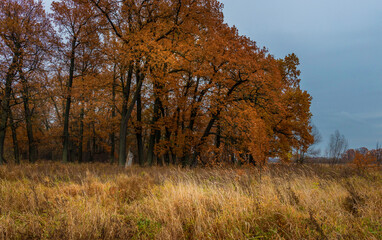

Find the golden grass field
[[0, 163, 381, 239]]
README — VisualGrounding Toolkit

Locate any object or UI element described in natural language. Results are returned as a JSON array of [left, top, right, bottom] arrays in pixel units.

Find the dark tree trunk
[[78, 107, 84, 163], [0, 55, 18, 165], [9, 108, 20, 164], [172, 107, 181, 165], [62, 38, 77, 163], [118, 66, 132, 166], [87, 139, 93, 162], [118, 113, 128, 166], [23, 96, 37, 163], [110, 129, 115, 163], [215, 119, 221, 148], [158, 100, 171, 165], [135, 72, 144, 165], [164, 128, 171, 165], [118, 65, 144, 166], [19, 68, 37, 163], [109, 64, 117, 163], [155, 127, 161, 165], [147, 94, 160, 166], [92, 122, 96, 160], [191, 113, 218, 167]]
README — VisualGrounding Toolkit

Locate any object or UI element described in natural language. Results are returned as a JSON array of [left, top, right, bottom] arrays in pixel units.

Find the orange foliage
[[0, 0, 314, 166], [353, 151, 376, 169]]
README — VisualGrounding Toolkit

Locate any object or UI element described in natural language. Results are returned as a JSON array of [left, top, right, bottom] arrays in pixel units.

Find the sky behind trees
[[221, 0, 382, 151], [41, 0, 382, 151]]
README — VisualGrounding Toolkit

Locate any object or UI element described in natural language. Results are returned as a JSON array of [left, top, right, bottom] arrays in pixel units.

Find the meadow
[[0, 163, 381, 239]]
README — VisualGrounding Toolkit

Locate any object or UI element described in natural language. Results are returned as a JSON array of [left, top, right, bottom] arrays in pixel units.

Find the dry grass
[[0, 162, 381, 239]]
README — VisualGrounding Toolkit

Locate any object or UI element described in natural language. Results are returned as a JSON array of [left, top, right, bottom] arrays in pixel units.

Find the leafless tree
[[308, 125, 322, 157], [326, 130, 348, 164], [295, 124, 322, 164]]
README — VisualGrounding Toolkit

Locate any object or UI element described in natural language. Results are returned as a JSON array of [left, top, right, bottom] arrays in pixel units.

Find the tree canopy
[[0, 0, 314, 166]]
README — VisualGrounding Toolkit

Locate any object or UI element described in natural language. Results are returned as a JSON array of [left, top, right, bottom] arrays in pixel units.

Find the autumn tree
[[0, 0, 53, 163], [353, 149, 376, 169], [51, 0, 100, 162]]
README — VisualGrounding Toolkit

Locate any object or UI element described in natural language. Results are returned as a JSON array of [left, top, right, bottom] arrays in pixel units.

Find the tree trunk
[[118, 111, 128, 166], [92, 122, 96, 158], [109, 64, 117, 163], [118, 65, 144, 166], [118, 66, 132, 166], [172, 108, 181, 165], [9, 108, 20, 164], [215, 119, 221, 148], [135, 72, 144, 165], [164, 128, 171, 165], [110, 128, 115, 163], [147, 96, 160, 166], [19, 69, 37, 163], [155, 127, 161, 165], [78, 107, 84, 163], [158, 100, 171, 165], [62, 38, 77, 163], [191, 113, 218, 167], [0, 56, 17, 165]]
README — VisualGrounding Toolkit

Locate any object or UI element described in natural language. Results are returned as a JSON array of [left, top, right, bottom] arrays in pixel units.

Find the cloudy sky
[[220, 0, 382, 151], [42, 0, 382, 152]]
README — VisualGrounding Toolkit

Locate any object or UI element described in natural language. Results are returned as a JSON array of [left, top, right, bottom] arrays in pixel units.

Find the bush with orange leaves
[[353, 151, 376, 169]]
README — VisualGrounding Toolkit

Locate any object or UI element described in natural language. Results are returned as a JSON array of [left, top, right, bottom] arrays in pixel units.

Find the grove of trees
[[0, 0, 314, 167]]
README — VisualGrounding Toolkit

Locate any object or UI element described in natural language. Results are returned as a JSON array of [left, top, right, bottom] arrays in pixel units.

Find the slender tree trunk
[[118, 65, 144, 166], [78, 107, 84, 163], [19, 69, 37, 163], [147, 95, 160, 166], [109, 64, 117, 163], [172, 108, 180, 165], [182, 77, 205, 166], [110, 128, 115, 163], [0, 56, 18, 165], [118, 66, 132, 166], [147, 134, 155, 165], [24, 104, 37, 163], [118, 112, 128, 166], [155, 127, 161, 165], [158, 100, 171, 165], [62, 38, 77, 163], [0, 117, 8, 164], [135, 72, 144, 166], [92, 122, 96, 160], [9, 107, 20, 164], [164, 127, 171, 165], [215, 117, 221, 164], [191, 113, 218, 166], [215, 119, 221, 148], [215, 85, 222, 150], [87, 138, 92, 162]]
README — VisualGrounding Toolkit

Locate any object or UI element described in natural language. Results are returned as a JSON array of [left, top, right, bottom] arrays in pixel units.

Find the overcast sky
[[221, 0, 382, 151], [42, 0, 382, 152]]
